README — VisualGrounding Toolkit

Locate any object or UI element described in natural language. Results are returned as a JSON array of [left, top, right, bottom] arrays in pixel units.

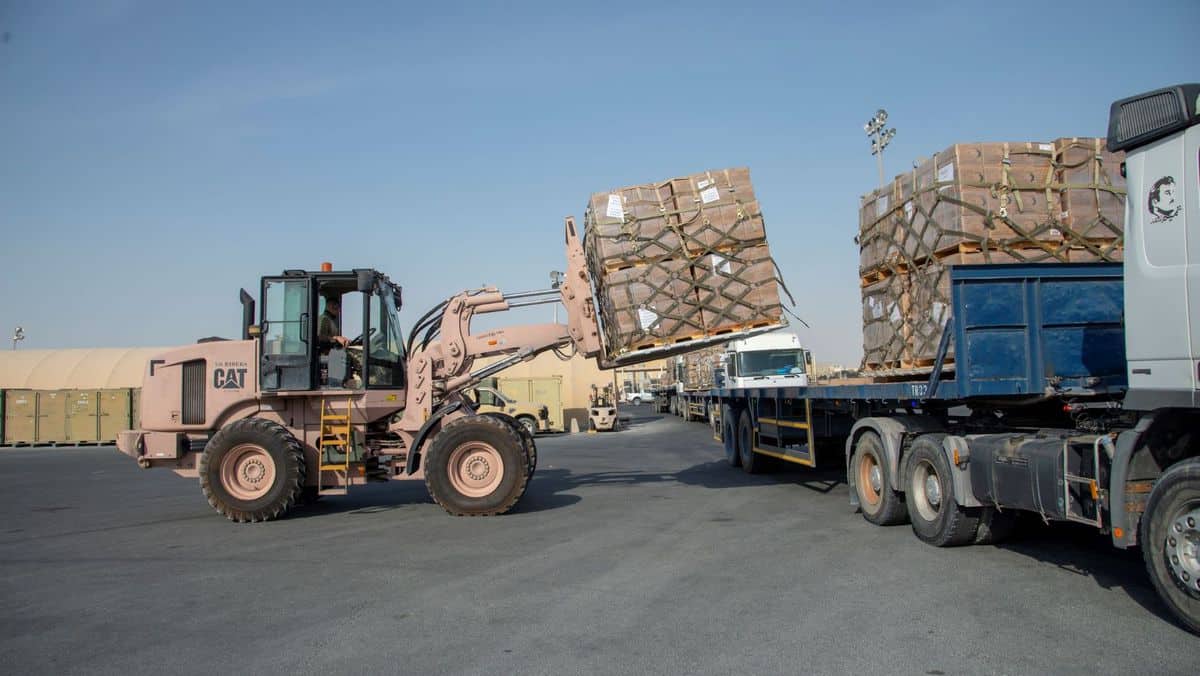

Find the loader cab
[[1107, 83, 1200, 409], [257, 267, 406, 392]]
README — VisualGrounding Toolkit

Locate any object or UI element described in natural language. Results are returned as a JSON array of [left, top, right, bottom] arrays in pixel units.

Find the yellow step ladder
[[317, 397, 354, 496]]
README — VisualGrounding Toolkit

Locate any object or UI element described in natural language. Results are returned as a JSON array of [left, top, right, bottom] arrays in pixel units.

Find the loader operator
[[318, 295, 361, 388]]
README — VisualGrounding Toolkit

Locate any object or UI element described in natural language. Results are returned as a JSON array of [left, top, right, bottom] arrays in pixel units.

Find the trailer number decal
[[909, 383, 928, 398]]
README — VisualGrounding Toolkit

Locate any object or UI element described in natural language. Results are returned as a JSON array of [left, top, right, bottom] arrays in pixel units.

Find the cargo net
[[584, 168, 793, 360], [858, 139, 1125, 373]]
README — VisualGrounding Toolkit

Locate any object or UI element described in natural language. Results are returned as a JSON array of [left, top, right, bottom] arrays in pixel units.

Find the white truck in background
[[664, 330, 812, 423]]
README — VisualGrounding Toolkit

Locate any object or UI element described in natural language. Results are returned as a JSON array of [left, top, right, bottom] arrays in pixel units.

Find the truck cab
[[1108, 83, 1200, 409], [722, 331, 811, 389]]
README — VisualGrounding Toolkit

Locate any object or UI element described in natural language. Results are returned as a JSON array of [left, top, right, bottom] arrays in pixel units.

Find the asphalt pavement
[[0, 413, 1193, 675]]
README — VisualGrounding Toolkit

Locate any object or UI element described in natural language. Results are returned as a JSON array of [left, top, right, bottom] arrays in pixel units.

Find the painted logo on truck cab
[[1148, 176, 1182, 223], [213, 361, 249, 390]]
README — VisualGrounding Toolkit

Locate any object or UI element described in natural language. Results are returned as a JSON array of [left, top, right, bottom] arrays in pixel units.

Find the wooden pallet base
[[622, 319, 781, 353], [860, 237, 1122, 285]]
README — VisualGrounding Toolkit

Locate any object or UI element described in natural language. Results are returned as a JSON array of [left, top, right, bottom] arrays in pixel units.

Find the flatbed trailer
[[701, 261, 1200, 632]]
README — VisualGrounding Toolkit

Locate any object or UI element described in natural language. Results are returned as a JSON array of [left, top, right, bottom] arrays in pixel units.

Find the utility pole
[[11, 326, 24, 350], [864, 109, 896, 188]]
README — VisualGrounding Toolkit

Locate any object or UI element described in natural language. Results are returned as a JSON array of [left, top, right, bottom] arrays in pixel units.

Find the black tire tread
[[852, 431, 908, 526], [738, 411, 768, 474], [722, 404, 741, 468], [424, 415, 530, 517], [906, 435, 979, 547], [198, 417, 305, 523], [1140, 457, 1200, 635]]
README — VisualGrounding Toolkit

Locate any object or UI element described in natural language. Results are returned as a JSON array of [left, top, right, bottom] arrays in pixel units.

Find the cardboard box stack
[[859, 139, 1125, 371], [584, 167, 787, 363]]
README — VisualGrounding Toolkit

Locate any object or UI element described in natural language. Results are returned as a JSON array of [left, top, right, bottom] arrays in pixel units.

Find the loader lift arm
[[392, 217, 603, 443]]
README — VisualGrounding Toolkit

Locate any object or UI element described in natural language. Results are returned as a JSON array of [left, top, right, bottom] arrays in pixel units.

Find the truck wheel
[[1141, 457, 1200, 634], [851, 431, 907, 526], [199, 417, 305, 523], [722, 404, 740, 467], [738, 410, 768, 474], [515, 415, 538, 437], [973, 507, 1019, 545], [480, 412, 537, 478], [425, 415, 529, 516], [905, 435, 979, 546]]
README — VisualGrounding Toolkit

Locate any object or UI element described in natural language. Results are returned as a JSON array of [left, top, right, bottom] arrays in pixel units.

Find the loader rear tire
[[199, 417, 305, 523], [425, 415, 529, 516]]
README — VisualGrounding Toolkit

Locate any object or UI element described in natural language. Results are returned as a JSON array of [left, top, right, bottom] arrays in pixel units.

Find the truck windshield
[[737, 350, 807, 377]]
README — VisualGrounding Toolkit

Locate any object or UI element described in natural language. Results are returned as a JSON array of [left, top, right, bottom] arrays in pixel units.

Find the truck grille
[[182, 360, 206, 425]]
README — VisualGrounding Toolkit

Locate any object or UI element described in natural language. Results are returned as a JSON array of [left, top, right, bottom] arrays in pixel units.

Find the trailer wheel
[[199, 417, 305, 523], [480, 412, 537, 478], [722, 405, 740, 467], [425, 415, 529, 516], [851, 431, 907, 526], [905, 435, 979, 546], [973, 507, 1019, 545], [738, 410, 769, 474], [1141, 457, 1200, 634]]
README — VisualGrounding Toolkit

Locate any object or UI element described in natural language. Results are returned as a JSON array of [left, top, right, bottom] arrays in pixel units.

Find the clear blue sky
[[1, 0, 1196, 365]]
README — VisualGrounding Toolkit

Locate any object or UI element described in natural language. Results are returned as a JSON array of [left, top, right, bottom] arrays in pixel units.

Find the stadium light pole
[[864, 109, 896, 188], [550, 270, 564, 323]]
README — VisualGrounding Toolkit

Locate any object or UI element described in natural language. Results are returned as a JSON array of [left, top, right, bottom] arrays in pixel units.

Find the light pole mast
[[864, 109, 896, 188], [11, 326, 24, 350], [550, 271, 564, 323]]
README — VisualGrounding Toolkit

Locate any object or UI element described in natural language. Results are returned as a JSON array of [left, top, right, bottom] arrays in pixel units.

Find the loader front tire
[[425, 415, 530, 516], [481, 412, 537, 478], [199, 417, 305, 523]]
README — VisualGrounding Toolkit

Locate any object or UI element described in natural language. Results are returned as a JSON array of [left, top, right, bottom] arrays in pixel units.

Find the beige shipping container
[[3, 390, 37, 444], [65, 389, 100, 443], [131, 387, 142, 430], [36, 390, 69, 444], [99, 389, 132, 442], [497, 377, 564, 432]]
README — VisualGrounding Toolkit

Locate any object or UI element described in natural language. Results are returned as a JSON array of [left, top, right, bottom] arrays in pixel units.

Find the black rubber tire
[[1140, 457, 1200, 635], [199, 417, 305, 523], [480, 412, 537, 478], [973, 507, 1019, 545], [851, 430, 908, 526], [515, 415, 538, 437], [722, 404, 740, 467], [905, 434, 980, 547], [738, 410, 768, 474], [424, 415, 529, 516]]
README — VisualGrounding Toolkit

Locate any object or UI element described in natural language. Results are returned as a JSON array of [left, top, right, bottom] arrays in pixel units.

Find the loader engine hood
[[138, 340, 259, 431]]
